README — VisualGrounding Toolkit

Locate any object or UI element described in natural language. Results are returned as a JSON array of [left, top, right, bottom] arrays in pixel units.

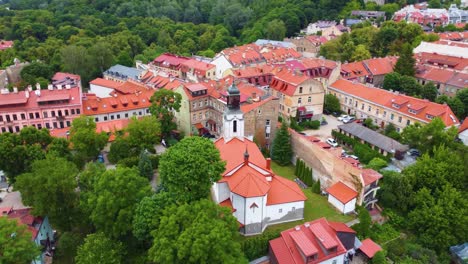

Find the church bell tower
[[223, 82, 244, 139]]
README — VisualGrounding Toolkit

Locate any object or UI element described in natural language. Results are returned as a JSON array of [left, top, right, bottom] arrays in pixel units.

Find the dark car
[[202, 133, 216, 139], [331, 112, 341, 117], [323, 109, 331, 115], [408, 149, 421, 157]]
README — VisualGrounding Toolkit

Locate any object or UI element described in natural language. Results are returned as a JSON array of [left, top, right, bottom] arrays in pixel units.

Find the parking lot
[[302, 114, 343, 141]]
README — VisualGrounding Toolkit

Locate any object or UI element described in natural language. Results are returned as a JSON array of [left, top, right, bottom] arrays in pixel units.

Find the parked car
[[332, 112, 341, 117], [348, 155, 359, 160], [408, 149, 421, 157], [321, 119, 328, 126], [202, 132, 216, 139], [97, 154, 105, 163], [338, 115, 350, 121], [299, 132, 307, 136], [326, 138, 338, 147], [343, 116, 355, 123]]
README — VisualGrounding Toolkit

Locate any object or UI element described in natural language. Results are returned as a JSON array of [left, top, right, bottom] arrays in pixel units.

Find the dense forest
[[0, 0, 352, 85]]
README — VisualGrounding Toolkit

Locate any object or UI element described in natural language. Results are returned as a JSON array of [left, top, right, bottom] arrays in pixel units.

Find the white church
[[212, 83, 307, 236]]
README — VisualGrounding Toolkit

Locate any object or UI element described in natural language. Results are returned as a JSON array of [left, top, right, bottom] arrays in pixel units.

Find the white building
[[213, 82, 307, 235], [326, 181, 358, 214]]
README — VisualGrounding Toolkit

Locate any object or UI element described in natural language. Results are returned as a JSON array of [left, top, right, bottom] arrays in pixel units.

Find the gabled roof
[[82, 90, 153, 115], [221, 166, 270, 197], [326, 181, 358, 204], [270, 218, 347, 264], [341, 61, 370, 80], [329, 79, 460, 127], [329, 221, 356, 233], [459, 117, 468, 133], [416, 67, 455, 83], [361, 169, 383, 186], [267, 174, 307, 205], [362, 56, 398, 76], [214, 137, 265, 174], [90, 78, 122, 89], [269, 68, 312, 96], [6, 208, 43, 240], [152, 53, 190, 67], [359, 238, 382, 258]]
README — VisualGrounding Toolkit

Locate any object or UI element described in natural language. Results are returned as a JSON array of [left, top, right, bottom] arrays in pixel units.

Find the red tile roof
[[219, 198, 236, 212], [90, 78, 122, 89], [215, 137, 266, 174], [359, 238, 382, 258], [416, 67, 455, 84], [459, 117, 468, 133], [341, 61, 370, 80], [113, 80, 148, 94], [434, 40, 468, 48], [221, 166, 270, 197], [180, 59, 215, 75], [415, 52, 468, 71], [329, 79, 460, 127], [240, 96, 276, 114], [152, 53, 190, 68], [326, 181, 358, 204], [52, 72, 81, 82], [437, 31, 468, 41], [270, 68, 311, 96], [6, 208, 43, 240], [267, 174, 307, 205], [363, 57, 398, 76], [361, 169, 383, 186], [329, 221, 356, 233], [232, 64, 276, 78], [82, 90, 153, 115], [0, 40, 14, 50], [270, 218, 347, 264], [447, 72, 468, 88]]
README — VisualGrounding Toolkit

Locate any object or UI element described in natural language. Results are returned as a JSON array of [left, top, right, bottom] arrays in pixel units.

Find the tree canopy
[[271, 122, 292, 166], [81, 167, 152, 239], [0, 217, 40, 264], [75, 233, 124, 264], [69, 116, 108, 164], [149, 199, 247, 264], [159, 137, 225, 203], [393, 43, 416, 77], [149, 89, 182, 137], [15, 155, 80, 231], [324, 93, 341, 113]]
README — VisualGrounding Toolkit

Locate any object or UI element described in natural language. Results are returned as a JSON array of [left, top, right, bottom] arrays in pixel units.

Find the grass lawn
[[265, 162, 354, 233]]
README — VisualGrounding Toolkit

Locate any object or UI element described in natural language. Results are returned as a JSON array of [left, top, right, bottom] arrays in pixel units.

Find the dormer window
[[426, 114, 434, 119], [408, 108, 418, 114], [392, 103, 400, 109]]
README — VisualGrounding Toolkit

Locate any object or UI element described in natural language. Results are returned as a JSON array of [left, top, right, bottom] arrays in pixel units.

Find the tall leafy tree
[[324, 94, 341, 113], [126, 116, 162, 152], [420, 82, 438, 101], [350, 44, 371, 62], [149, 89, 182, 137], [69, 116, 108, 164], [15, 155, 80, 231], [0, 217, 40, 263], [394, 43, 416, 77], [138, 150, 153, 180], [149, 200, 248, 264], [159, 137, 225, 203], [76, 233, 124, 264], [271, 122, 292, 166], [81, 167, 152, 239], [382, 72, 401, 92]]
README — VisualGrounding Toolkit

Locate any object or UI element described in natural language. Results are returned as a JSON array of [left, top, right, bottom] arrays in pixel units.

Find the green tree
[[394, 43, 416, 76], [20, 61, 53, 88], [0, 217, 40, 263], [324, 94, 341, 113], [351, 44, 371, 62], [159, 137, 225, 203], [371, 250, 388, 264], [366, 158, 388, 171], [54, 232, 85, 264], [354, 206, 372, 239], [378, 171, 413, 213], [138, 150, 153, 180], [400, 76, 421, 96], [265, 19, 286, 41], [108, 137, 132, 164], [76, 233, 124, 264], [126, 116, 162, 152], [15, 155, 79, 231], [70, 116, 108, 164], [401, 118, 458, 155], [271, 122, 292, 166], [132, 192, 174, 242], [149, 89, 182, 137], [47, 137, 72, 160], [455, 89, 468, 118], [149, 200, 247, 264], [383, 72, 401, 91], [81, 167, 152, 239], [420, 82, 438, 101]]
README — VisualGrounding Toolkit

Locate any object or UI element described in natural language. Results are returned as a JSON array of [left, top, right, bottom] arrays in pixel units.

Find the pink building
[[0, 74, 82, 133]]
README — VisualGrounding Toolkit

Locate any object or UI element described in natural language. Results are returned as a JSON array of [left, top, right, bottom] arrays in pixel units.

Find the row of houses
[[393, 4, 468, 26]]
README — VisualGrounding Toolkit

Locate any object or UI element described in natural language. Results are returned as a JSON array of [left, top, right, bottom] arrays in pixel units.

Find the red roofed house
[[326, 181, 358, 214], [361, 57, 398, 87], [358, 238, 382, 259], [329, 79, 460, 132], [269, 218, 358, 264], [179, 58, 216, 81], [0, 74, 82, 134], [212, 84, 306, 235], [150, 53, 190, 78], [284, 35, 329, 57], [459, 117, 468, 145], [89, 78, 123, 98], [2, 207, 55, 264], [269, 67, 325, 122]]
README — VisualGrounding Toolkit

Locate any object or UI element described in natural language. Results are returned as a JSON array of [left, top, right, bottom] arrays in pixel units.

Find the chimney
[[65, 84, 71, 89], [13, 87, 18, 93], [58, 85, 63, 90], [266, 158, 271, 170], [48, 84, 53, 90], [35, 83, 40, 90], [25, 90, 29, 98], [27, 85, 32, 91]]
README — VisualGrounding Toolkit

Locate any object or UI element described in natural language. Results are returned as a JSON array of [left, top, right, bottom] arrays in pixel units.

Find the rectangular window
[[368, 106, 371, 112], [383, 111, 387, 117], [95, 118, 99, 122], [125, 113, 129, 118], [0, 116, 2, 122], [407, 120, 410, 126], [193, 114, 196, 121], [43, 112, 48, 118], [398, 116, 402, 123], [35, 112, 40, 118], [29, 113, 34, 119], [65, 110, 69, 116], [45, 123, 50, 129], [53, 122, 57, 128], [76, 109, 80, 114], [71, 109, 75, 115], [51, 111, 56, 117], [266, 119, 271, 126], [37, 124, 42, 129], [139, 111, 142, 115], [308, 96, 311, 103], [266, 132, 270, 138], [117, 114, 120, 119], [66, 121, 70, 127], [278, 209, 282, 213], [355, 101, 358, 107], [15, 126, 20, 132], [111, 115, 115, 120], [192, 102, 196, 109], [361, 103, 364, 110], [104, 116, 108, 121], [391, 113, 394, 120], [13, 114, 17, 121]]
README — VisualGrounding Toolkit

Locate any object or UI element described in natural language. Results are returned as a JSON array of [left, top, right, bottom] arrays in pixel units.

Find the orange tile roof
[[96, 119, 131, 133], [221, 44, 263, 66], [219, 198, 236, 212], [361, 169, 382, 186], [329, 222, 356, 233], [90, 78, 122, 89], [267, 175, 307, 205], [362, 56, 398, 75], [329, 79, 460, 127], [52, 72, 81, 82], [434, 40, 468, 48], [326, 181, 358, 204], [270, 68, 311, 96], [232, 64, 276, 78], [459, 117, 468, 133], [83, 90, 153, 115], [260, 46, 302, 63], [300, 58, 338, 70], [416, 52, 468, 71], [447, 72, 468, 88], [240, 96, 276, 114], [359, 238, 382, 258], [215, 137, 265, 174], [416, 67, 455, 83], [113, 80, 148, 94], [222, 165, 270, 197], [271, 218, 347, 264], [341, 61, 370, 80], [140, 72, 184, 90], [180, 58, 215, 75]]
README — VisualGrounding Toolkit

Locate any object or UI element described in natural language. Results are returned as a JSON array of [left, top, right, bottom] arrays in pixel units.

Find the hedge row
[[331, 130, 390, 164], [117, 154, 159, 169], [295, 159, 321, 194], [241, 231, 280, 260]]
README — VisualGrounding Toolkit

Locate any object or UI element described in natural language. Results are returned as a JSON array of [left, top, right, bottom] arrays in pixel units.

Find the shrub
[[241, 231, 280, 260], [117, 156, 139, 168], [149, 155, 159, 169]]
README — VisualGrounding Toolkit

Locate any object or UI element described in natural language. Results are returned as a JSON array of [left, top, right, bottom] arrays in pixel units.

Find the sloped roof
[[267, 175, 307, 205], [329, 79, 460, 127], [326, 182, 358, 204], [90, 78, 122, 89], [362, 57, 398, 76], [338, 122, 408, 153], [361, 169, 383, 186], [459, 117, 468, 133], [214, 137, 265, 174], [359, 238, 382, 258], [329, 221, 356, 233], [104, 64, 143, 80]]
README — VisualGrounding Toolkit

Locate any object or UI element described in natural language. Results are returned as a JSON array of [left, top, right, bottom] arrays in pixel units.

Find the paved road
[[303, 114, 342, 141]]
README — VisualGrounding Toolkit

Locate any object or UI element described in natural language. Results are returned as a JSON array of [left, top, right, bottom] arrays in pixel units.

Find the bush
[[241, 231, 280, 260], [149, 155, 159, 169], [366, 158, 388, 171], [117, 156, 139, 168], [312, 179, 321, 194], [300, 120, 321, 130]]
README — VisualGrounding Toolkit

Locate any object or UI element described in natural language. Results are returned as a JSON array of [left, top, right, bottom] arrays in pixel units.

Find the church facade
[[212, 82, 307, 236]]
